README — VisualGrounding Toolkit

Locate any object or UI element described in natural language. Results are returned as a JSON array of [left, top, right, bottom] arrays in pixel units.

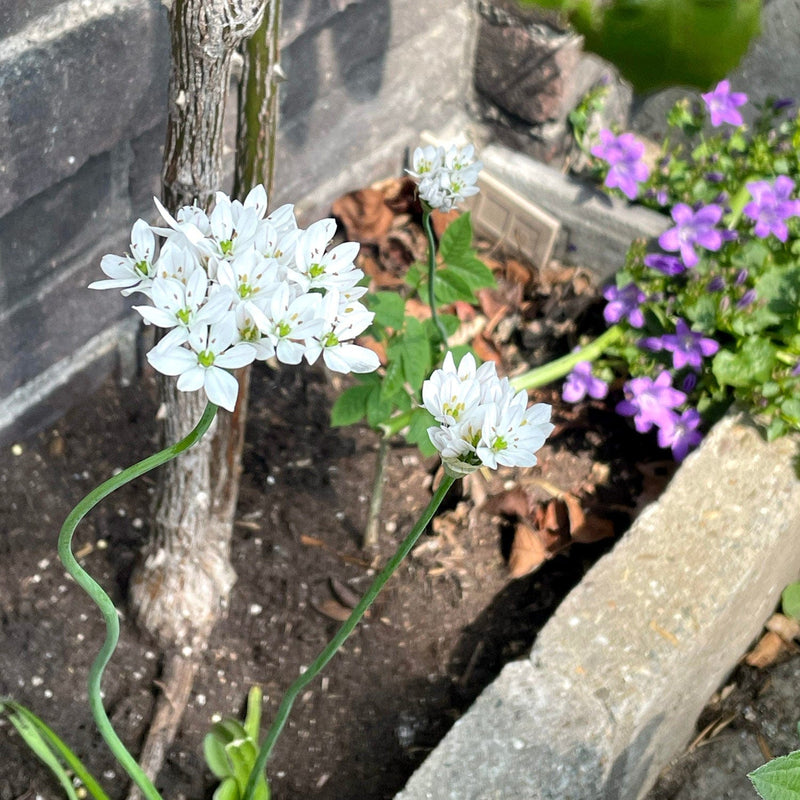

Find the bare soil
[[0, 247, 665, 800]]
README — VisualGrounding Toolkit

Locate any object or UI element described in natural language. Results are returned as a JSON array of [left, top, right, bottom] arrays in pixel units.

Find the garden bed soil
[[1, 223, 671, 800]]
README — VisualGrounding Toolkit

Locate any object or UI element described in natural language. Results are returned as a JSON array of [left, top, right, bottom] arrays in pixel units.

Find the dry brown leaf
[[378, 226, 426, 273], [431, 208, 460, 237], [561, 492, 615, 543], [745, 630, 789, 668], [313, 597, 355, 622], [471, 332, 503, 367], [359, 251, 406, 289], [504, 258, 534, 288], [329, 577, 361, 609], [482, 486, 533, 518], [508, 522, 548, 578], [332, 188, 394, 244], [404, 297, 432, 320], [377, 176, 419, 215]]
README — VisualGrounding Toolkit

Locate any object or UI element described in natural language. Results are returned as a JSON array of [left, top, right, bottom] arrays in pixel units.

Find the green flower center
[[198, 350, 215, 368], [220, 239, 234, 256], [240, 323, 260, 342], [309, 263, 326, 279], [176, 308, 192, 325], [493, 435, 508, 452], [277, 321, 292, 338], [322, 331, 339, 348], [238, 283, 254, 299], [135, 259, 150, 277]]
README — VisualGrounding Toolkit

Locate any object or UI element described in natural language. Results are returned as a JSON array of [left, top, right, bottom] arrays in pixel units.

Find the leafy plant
[[203, 687, 270, 800], [0, 699, 111, 800], [330, 211, 496, 454]]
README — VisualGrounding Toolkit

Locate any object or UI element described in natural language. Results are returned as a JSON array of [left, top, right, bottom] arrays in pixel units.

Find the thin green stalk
[[511, 325, 624, 391], [243, 474, 457, 800], [422, 207, 450, 349], [57, 402, 218, 800]]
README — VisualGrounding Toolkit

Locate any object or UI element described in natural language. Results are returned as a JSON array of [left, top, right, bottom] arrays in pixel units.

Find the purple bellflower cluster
[[590, 130, 650, 200]]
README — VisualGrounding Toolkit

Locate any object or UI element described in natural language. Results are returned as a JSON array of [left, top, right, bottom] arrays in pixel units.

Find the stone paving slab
[[396, 414, 800, 800]]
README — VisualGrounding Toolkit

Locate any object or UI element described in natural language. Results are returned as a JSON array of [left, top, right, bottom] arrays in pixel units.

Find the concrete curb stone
[[397, 414, 800, 799]]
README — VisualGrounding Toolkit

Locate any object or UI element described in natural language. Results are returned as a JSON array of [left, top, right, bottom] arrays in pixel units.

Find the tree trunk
[[130, 0, 267, 652]]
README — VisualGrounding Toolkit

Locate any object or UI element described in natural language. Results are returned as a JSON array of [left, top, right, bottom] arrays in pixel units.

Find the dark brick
[[0, 148, 133, 310], [0, 249, 131, 397], [129, 123, 167, 217], [0, 0, 169, 216]]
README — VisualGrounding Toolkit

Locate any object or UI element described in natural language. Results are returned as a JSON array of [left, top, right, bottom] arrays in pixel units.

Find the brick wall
[[0, 0, 475, 444]]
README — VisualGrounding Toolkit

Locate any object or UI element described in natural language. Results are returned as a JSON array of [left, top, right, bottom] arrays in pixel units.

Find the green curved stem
[[57, 401, 219, 800], [243, 474, 457, 800], [422, 207, 450, 349], [511, 325, 624, 391]]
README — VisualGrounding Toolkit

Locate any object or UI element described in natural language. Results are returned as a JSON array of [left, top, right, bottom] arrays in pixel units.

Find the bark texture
[[130, 0, 266, 651]]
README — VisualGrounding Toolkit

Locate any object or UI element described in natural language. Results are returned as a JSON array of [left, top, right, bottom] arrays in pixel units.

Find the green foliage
[[0, 699, 111, 800], [782, 582, 800, 621], [332, 213, 496, 448], [750, 750, 800, 799], [516, 0, 761, 92], [203, 687, 270, 800]]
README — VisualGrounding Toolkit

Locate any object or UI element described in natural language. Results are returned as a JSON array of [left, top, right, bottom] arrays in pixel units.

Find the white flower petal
[[203, 367, 240, 412], [177, 365, 206, 392], [147, 346, 197, 376]]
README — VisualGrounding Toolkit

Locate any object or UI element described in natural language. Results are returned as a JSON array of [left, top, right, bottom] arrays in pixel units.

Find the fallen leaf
[[313, 598, 355, 622], [508, 522, 548, 578], [332, 188, 394, 244], [431, 208, 460, 237], [745, 630, 789, 668], [329, 577, 361, 609]]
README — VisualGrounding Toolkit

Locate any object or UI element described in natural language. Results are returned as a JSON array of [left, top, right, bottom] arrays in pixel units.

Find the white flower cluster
[[422, 353, 554, 477], [407, 143, 483, 212], [90, 186, 380, 412]]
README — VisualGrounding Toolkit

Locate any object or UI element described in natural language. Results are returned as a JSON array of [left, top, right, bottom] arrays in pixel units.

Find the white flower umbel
[[147, 319, 256, 412], [91, 186, 380, 412], [407, 142, 483, 213], [422, 353, 554, 477]]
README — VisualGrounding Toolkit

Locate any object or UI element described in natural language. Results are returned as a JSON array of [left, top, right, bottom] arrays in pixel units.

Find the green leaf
[[434, 269, 477, 305], [445, 257, 496, 291], [782, 582, 800, 621], [330, 383, 373, 427], [0, 700, 111, 800], [439, 212, 473, 264], [380, 358, 406, 402], [749, 749, 800, 800], [243, 686, 262, 746], [712, 338, 777, 389], [366, 384, 393, 428], [405, 408, 437, 456], [213, 776, 241, 800], [400, 317, 432, 389], [368, 291, 406, 330], [204, 732, 233, 779], [404, 262, 425, 290]]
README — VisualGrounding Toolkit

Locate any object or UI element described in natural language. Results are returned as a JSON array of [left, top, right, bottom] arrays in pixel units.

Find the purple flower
[[743, 177, 800, 242], [616, 372, 686, 434], [659, 319, 719, 371], [682, 373, 698, 392], [774, 98, 794, 112], [644, 253, 686, 276], [657, 408, 703, 461], [705, 171, 725, 184], [791, 360, 800, 377], [591, 130, 650, 200], [737, 288, 757, 309], [701, 80, 747, 127], [707, 275, 726, 292], [658, 203, 724, 268], [562, 362, 608, 403], [735, 269, 748, 286], [603, 282, 646, 327]]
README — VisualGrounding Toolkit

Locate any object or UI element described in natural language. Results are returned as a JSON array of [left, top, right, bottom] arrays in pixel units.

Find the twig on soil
[[363, 437, 389, 549], [125, 654, 198, 800]]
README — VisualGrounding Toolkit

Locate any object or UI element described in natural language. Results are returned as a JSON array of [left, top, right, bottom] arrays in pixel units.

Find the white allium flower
[[304, 290, 380, 374], [146, 319, 256, 412], [92, 186, 379, 412], [407, 142, 483, 212], [422, 353, 554, 477], [89, 219, 157, 295]]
